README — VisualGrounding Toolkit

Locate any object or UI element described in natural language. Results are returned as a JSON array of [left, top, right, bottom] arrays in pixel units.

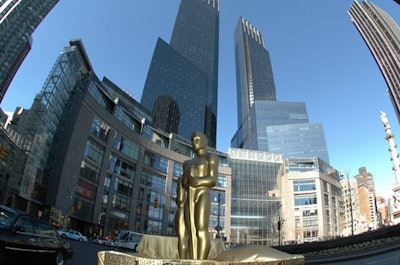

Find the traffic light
[[0, 143, 7, 159], [154, 197, 159, 208]]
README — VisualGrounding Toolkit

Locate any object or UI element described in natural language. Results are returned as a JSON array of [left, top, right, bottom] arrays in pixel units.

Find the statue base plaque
[[98, 235, 304, 265]]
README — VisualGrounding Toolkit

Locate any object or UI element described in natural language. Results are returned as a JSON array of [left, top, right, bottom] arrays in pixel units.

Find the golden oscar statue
[[97, 131, 305, 264], [177, 131, 219, 260]]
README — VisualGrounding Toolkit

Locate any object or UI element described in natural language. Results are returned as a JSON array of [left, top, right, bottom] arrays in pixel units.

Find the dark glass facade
[[141, 0, 219, 148], [141, 38, 208, 144], [0, 0, 59, 103], [234, 17, 276, 127], [348, 1, 400, 123]]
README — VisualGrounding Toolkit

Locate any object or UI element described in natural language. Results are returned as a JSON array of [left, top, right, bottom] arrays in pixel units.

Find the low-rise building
[[281, 157, 342, 244]]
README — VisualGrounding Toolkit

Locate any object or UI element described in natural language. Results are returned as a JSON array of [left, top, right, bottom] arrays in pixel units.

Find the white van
[[112, 230, 144, 251]]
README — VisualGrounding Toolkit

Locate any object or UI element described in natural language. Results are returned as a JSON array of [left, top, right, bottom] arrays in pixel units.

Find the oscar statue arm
[[175, 177, 186, 206], [190, 154, 219, 188], [182, 161, 190, 189]]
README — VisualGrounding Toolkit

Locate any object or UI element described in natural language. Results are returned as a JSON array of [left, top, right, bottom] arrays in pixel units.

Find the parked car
[[112, 230, 143, 251], [56, 228, 69, 237], [58, 229, 88, 242], [93, 237, 111, 246], [0, 204, 73, 265]]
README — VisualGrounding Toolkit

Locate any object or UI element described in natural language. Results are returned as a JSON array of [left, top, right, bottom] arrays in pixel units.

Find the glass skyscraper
[[348, 0, 400, 123], [234, 17, 277, 128], [0, 0, 59, 103], [232, 18, 330, 163], [141, 0, 219, 148]]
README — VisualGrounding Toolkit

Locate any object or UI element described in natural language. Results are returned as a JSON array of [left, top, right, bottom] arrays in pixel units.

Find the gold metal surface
[[176, 131, 219, 259], [136, 235, 225, 259]]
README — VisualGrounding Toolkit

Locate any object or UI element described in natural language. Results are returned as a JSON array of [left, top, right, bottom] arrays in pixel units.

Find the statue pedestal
[[98, 235, 304, 265], [137, 235, 225, 259]]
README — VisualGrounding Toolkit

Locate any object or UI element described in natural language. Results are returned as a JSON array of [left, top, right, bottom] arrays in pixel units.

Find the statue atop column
[[380, 111, 390, 129], [175, 131, 219, 259]]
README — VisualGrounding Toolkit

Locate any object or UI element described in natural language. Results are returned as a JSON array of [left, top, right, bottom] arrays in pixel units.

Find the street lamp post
[[215, 193, 222, 238]]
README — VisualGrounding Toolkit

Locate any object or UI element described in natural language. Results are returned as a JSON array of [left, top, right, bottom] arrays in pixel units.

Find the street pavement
[[66, 239, 134, 265]]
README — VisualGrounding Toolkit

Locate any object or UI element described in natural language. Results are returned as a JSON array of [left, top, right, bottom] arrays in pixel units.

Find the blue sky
[[2, 1, 400, 195]]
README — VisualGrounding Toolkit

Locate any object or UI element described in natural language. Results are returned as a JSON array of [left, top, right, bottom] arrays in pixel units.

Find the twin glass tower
[[141, 0, 329, 162], [141, 0, 219, 148]]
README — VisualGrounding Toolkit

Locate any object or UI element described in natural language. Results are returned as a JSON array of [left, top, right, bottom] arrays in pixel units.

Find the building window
[[79, 160, 100, 183], [211, 205, 225, 217], [147, 191, 164, 234], [109, 155, 136, 180], [90, 117, 110, 141], [294, 194, 317, 206], [84, 138, 104, 164], [294, 208, 300, 217], [303, 218, 318, 227], [117, 160, 135, 179], [173, 162, 183, 177], [71, 196, 94, 221], [303, 229, 318, 239], [332, 196, 337, 208], [114, 107, 141, 133], [112, 193, 131, 212], [171, 180, 178, 196], [209, 216, 225, 227], [326, 209, 331, 227], [102, 194, 108, 206], [293, 180, 316, 192], [217, 175, 227, 188], [144, 151, 169, 173], [109, 214, 129, 232], [211, 190, 225, 204], [324, 194, 330, 206], [104, 175, 111, 191], [331, 186, 341, 197], [88, 82, 114, 113], [76, 178, 97, 201], [113, 133, 140, 160], [323, 181, 330, 193], [303, 209, 318, 216], [140, 170, 166, 192], [115, 178, 133, 197]]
